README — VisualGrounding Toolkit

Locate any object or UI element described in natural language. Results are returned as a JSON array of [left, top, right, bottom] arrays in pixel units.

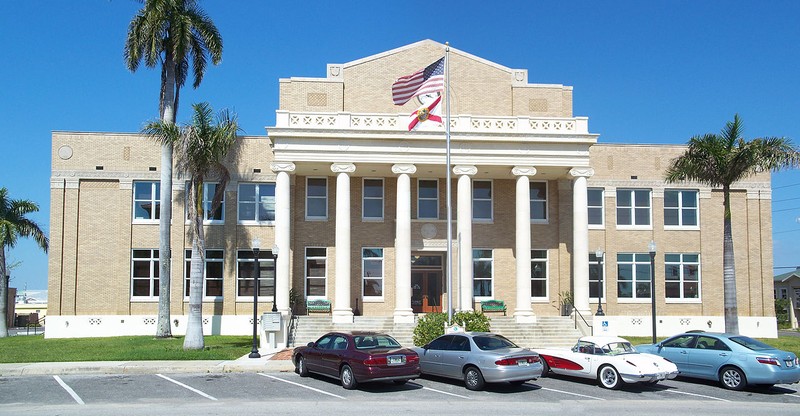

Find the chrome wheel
[[340, 364, 358, 390], [720, 366, 746, 391], [296, 356, 308, 377], [464, 367, 485, 391], [598, 365, 621, 389]]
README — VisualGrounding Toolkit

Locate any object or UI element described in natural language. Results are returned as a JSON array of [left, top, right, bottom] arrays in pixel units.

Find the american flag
[[391, 57, 445, 105]]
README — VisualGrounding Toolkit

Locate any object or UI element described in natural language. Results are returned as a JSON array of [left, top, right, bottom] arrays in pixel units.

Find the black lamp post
[[249, 238, 261, 358], [271, 245, 279, 312], [649, 240, 657, 344], [595, 248, 605, 316]]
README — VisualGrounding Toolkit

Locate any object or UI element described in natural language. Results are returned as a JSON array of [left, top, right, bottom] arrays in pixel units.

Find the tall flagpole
[[445, 43, 453, 323]]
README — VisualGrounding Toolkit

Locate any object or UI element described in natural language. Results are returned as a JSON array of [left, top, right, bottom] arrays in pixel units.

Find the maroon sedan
[[292, 331, 420, 389]]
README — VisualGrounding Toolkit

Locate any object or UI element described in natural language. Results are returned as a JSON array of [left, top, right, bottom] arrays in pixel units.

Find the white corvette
[[537, 336, 679, 389]]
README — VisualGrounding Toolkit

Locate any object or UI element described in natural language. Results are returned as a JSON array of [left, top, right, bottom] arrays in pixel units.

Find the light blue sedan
[[637, 331, 800, 390]]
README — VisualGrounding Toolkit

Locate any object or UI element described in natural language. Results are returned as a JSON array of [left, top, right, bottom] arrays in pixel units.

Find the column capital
[[512, 166, 537, 176], [331, 163, 356, 173], [392, 164, 417, 175], [270, 162, 296, 173], [569, 167, 595, 178], [453, 165, 477, 176]]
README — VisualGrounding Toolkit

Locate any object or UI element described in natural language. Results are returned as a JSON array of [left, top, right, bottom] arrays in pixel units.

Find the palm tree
[[665, 114, 799, 334], [124, 0, 223, 338], [0, 188, 49, 338], [144, 102, 240, 350]]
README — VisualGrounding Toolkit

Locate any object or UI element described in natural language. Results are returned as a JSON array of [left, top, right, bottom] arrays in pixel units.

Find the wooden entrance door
[[411, 270, 442, 313]]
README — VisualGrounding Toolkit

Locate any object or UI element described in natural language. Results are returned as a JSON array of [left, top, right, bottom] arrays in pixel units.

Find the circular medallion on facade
[[421, 223, 437, 239], [58, 145, 73, 160]]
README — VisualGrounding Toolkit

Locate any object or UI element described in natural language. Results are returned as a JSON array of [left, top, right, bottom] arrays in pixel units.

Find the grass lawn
[[0, 335, 254, 363], [623, 335, 800, 356]]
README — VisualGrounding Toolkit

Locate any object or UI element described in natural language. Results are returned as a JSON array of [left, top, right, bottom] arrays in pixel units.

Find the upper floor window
[[133, 181, 160, 222], [665, 253, 700, 300], [306, 177, 327, 220], [664, 189, 698, 228], [616, 189, 651, 227], [588, 188, 604, 226], [362, 178, 384, 220], [236, 250, 274, 300], [473, 180, 493, 221], [417, 179, 439, 219], [473, 249, 493, 298], [530, 181, 548, 221], [362, 248, 384, 298], [131, 249, 159, 299], [186, 182, 224, 223], [531, 250, 548, 298], [184, 249, 223, 300], [238, 183, 275, 223], [617, 253, 652, 300]]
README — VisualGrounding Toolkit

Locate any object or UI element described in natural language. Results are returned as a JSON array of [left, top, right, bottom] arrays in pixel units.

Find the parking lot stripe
[[539, 387, 605, 400], [53, 376, 84, 405], [155, 374, 218, 401], [661, 389, 730, 402], [258, 373, 346, 399], [406, 382, 471, 399]]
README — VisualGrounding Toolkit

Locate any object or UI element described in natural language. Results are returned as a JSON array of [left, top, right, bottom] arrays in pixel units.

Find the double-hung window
[[184, 249, 223, 300], [616, 189, 651, 227], [417, 179, 438, 219], [473, 249, 493, 298], [588, 188, 604, 227], [131, 249, 159, 299], [617, 253, 652, 300], [306, 178, 327, 220], [133, 181, 160, 222], [530, 181, 548, 222], [664, 189, 698, 228], [473, 180, 493, 221], [362, 248, 384, 298], [665, 254, 700, 300], [186, 182, 224, 223], [305, 247, 327, 298], [362, 179, 384, 220], [236, 250, 275, 300], [238, 183, 275, 223], [530, 250, 548, 299]]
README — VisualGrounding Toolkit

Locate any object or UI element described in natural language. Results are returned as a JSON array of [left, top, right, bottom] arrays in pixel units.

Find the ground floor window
[[617, 253, 651, 299], [131, 249, 159, 299], [531, 250, 547, 298], [306, 247, 327, 298], [362, 248, 384, 298], [236, 250, 275, 299], [665, 253, 700, 300], [473, 249, 493, 298], [184, 249, 223, 300]]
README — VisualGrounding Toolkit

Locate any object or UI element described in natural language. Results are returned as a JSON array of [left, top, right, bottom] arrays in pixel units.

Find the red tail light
[[756, 356, 781, 366], [363, 356, 388, 366], [406, 354, 419, 364], [495, 356, 540, 366]]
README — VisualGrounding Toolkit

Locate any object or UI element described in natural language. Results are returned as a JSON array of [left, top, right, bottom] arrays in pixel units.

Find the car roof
[[324, 331, 391, 337], [579, 336, 630, 345]]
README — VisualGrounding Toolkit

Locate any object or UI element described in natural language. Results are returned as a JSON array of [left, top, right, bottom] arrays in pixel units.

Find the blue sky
[[2, 1, 799, 291]]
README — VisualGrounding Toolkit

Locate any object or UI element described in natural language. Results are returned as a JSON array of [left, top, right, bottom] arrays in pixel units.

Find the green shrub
[[412, 311, 492, 346], [776, 298, 791, 329]]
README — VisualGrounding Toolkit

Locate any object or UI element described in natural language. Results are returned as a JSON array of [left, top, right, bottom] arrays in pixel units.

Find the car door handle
[[718, 353, 728, 357], [458, 356, 465, 359], [680, 351, 688, 354]]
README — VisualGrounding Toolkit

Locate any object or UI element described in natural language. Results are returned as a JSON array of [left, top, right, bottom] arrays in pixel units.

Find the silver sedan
[[413, 332, 543, 390]]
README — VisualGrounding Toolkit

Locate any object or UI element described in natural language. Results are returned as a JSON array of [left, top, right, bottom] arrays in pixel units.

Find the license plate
[[517, 359, 530, 366], [387, 355, 405, 366]]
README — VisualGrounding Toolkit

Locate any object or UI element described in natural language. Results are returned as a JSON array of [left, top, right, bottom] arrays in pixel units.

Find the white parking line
[[53, 375, 85, 405], [156, 374, 217, 401], [539, 387, 606, 400], [258, 373, 346, 399], [406, 382, 471, 399], [661, 389, 730, 402]]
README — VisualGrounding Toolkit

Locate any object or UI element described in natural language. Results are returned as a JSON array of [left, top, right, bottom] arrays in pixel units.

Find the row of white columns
[[269, 162, 594, 324]]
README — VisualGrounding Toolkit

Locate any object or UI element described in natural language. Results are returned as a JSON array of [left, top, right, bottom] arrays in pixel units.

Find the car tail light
[[363, 356, 388, 366], [406, 354, 419, 364], [756, 356, 781, 366], [495, 356, 540, 366]]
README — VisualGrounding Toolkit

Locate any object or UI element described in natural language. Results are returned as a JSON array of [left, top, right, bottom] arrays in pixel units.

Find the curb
[[0, 359, 296, 376]]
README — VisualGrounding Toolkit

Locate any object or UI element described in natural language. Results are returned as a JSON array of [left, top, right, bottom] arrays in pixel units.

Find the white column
[[270, 162, 295, 316], [513, 167, 537, 323], [570, 167, 594, 316], [454, 165, 477, 311], [332, 163, 356, 323], [393, 164, 416, 323]]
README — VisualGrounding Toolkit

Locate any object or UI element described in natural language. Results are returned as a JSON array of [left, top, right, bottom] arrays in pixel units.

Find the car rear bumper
[[480, 362, 543, 383], [356, 364, 421, 383]]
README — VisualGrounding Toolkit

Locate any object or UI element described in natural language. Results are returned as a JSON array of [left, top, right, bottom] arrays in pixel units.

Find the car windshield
[[473, 334, 518, 350], [599, 342, 636, 356], [728, 336, 776, 351], [353, 335, 401, 350]]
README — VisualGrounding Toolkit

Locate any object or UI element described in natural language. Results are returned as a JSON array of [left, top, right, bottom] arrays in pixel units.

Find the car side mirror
[[423, 343, 430, 350], [307, 342, 314, 348]]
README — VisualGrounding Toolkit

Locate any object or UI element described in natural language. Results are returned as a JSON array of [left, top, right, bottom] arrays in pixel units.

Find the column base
[[332, 309, 354, 324], [393, 309, 415, 324], [513, 310, 537, 324]]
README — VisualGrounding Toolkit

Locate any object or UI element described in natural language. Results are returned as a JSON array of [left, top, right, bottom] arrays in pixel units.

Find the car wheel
[[464, 366, 486, 391], [540, 358, 550, 378], [340, 364, 358, 390], [597, 365, 622, 390], [393, 379, 408, 385], [719, 366, 746, 391], [296, 355, 309, 377]]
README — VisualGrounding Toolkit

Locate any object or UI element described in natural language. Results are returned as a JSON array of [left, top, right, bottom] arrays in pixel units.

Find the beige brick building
[[47, 40, 776, 341]]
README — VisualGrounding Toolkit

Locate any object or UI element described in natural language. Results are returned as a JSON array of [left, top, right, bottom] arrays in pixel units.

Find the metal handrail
[[26, 316, 46, 335], [572, 307, 594, 336]]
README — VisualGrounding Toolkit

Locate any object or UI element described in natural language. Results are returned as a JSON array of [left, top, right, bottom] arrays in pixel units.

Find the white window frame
[[616, 253, 653, 302], [664, 189, 699, 230], [237, 182, 276, 224], [362, 178, 384, 221], [616, 189, 652, 230], [531, 249, 548, 301], [473, 180, 493, 222], [306, 177, 328, 220], [589, 252, 605, 302], [132, 181, 160, 223], [131, 249, 159, 301], [588, 187, 605, 228], [184, 249, 224, 301], [664, 253, 702, 303], [186, 182, 224, 224], [361, 248, 384, 301], [236, 250, 275, 302], [417, 178, 439, 220], [530, 181, 548, 223], [305, 247, 327, 299], [472, 249, 494, 300]]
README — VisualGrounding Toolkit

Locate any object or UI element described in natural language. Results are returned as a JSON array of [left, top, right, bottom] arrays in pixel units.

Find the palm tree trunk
[[0, 246, 8, 337], [722, 186, 739, 334], [183, 181, 205, 350]]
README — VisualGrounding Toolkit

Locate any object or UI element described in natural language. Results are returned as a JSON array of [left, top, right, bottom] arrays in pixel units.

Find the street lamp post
[[595, 248, 605, 316], [271, 245, 279, 312], [648, 240, 657, 344], [249, 238, 261, 358]]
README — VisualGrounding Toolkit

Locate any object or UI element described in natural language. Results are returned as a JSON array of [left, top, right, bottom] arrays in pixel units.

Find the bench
[[306, 299, 331, 314], [480, 299, 506, 316]]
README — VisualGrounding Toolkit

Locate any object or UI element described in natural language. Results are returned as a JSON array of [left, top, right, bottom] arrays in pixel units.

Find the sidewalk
[[0, 348, 296, 376]]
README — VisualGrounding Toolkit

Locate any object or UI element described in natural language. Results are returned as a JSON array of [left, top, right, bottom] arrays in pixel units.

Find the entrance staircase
[[287, 315, 582, 349]]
